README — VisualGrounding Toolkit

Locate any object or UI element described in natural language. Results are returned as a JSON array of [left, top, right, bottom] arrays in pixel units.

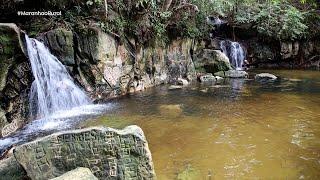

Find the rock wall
[[245, 38, 320, 69], [0, 23, 33, 137], [0, 24, 200, 135], [40, 26, 196, 100]]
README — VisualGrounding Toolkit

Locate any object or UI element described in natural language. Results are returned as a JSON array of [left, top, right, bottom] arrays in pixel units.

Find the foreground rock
[[255, 73, 277, 82], [13, 125, 155, 180], [214, 70, 248, 78], [0, 156, 27, 179], [50, 167, 98, 180]]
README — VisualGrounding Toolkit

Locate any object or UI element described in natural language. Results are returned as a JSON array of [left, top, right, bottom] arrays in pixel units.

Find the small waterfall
[[25, 35, 90, 119], [220, 40, 245, 70]]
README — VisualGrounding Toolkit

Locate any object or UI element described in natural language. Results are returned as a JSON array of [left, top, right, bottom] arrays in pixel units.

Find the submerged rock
[[177, 165, 200, 180], [214, 70, 248, 78], [255, 73, 277, 82], [13, 126, 155, 180], [158, 104, 183, 117], [50, 167, 98, 180]]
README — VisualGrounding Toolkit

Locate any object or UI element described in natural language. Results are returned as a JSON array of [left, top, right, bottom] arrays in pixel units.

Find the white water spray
[[220, 40, 245, 70], [25, 35, 91, 119]]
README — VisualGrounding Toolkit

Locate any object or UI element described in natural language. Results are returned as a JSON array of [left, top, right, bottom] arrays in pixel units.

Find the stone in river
[[255, 73, 277, 82], [13, 126, 155, 180]]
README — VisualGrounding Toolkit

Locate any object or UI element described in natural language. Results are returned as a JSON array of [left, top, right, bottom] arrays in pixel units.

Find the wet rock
[[177, 165, 200, 180], [255, 73, 277, 82], [214, 70, 248, 78], [168, 85, 183, 90], [50, 167, 98, 180], [39, 28, 74, 65], [13, 126, 155, 180], [199, 73, 216, 82], [193, 49, 232, 73], [177, 78, 189, 86], [0, 156, 27, 180]]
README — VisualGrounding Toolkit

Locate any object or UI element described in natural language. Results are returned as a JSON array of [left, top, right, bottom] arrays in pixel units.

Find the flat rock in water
[[214, 70, 248, 78], [169, 85, 183, 90], [13, 126, 155, 180], [255, 73, 277, 81], [50, 167, 98, 180]]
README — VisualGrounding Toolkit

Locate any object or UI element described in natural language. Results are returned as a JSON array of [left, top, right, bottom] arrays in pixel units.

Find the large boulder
[[50, 167, 98, 180], [13, 126, 155, 180], [193, 49, 232, 73]]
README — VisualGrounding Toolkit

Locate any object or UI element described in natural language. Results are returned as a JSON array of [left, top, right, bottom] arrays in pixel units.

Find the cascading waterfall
[[25, 35, 91, 119], [220, 40, 245, 70]]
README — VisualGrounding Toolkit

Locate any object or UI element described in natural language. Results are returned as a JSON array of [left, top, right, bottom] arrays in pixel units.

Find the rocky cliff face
[[0, 24, 201, 135], [0, 23, 33, 137]]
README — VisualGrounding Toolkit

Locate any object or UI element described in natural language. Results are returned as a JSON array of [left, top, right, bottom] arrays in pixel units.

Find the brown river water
[[82, 70, 320, 179]]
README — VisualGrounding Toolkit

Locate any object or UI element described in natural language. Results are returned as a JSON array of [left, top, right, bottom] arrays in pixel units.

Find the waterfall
[[25, 35, 91, 119], [220, 40, 245, 70]]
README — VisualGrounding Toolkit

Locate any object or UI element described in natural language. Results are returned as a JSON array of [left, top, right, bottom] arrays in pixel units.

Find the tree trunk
[[104, 0, 108, 19]]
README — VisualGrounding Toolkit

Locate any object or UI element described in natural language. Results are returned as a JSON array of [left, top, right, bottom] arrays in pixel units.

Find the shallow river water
[[82, 70, 320, 179]]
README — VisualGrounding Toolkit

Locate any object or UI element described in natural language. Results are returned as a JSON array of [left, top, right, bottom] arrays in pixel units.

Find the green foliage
[[234, 1, 309, 40]]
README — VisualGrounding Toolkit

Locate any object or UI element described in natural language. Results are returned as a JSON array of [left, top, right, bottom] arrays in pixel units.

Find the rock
[[177, 78, 189, 86], [39, 28, 75, 65], [166, 39, 196, 83], [214, 70, 248, 78], [50, 167, 98, 180], [247, 40, 276, 65], [0, 23, 27, 91], [0, 156, 27, 179], [0, 23, 32, 136], [199, 73, 216, 82], [280, 41, 299, 59], [0, 108, 7, 131], [158, 104, 183, 117], [255, 73, 277, 81], [13, 126, 155, 180], [1, 119, 19, 137], [168, 85, 183, 90], [193, 49, 232, 73], [177, 165, 200, 180], [215, 76, 223, 81]]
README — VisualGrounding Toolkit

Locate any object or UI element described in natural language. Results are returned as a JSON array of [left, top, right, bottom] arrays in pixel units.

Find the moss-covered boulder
[[193, 49, 232, 73]]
